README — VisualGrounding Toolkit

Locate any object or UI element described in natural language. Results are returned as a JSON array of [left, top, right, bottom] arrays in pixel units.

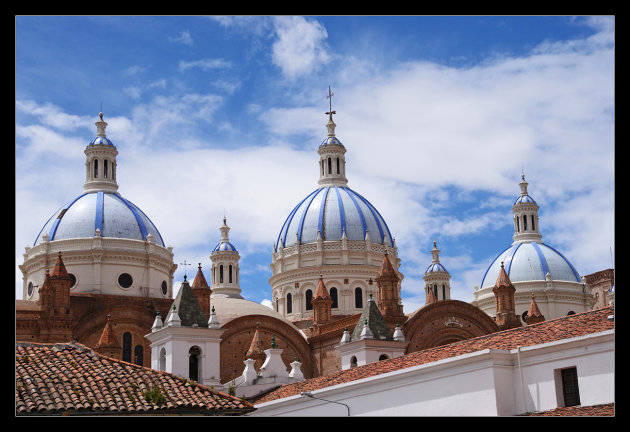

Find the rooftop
[[254, 306, 614, 407], [15, 341, 254, 416]]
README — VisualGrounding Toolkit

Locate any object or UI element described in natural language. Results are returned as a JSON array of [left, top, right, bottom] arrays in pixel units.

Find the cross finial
[[326, 85, 336, 120], [179, 259, 192, 278]]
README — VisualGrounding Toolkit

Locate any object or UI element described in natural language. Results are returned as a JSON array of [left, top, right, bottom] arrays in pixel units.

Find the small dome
[[213, 241, 238, 252], [89, 136, 114, 146], [275, 185, 393, 251], [34, 191, 165, 247], [320, 136, 343, 146], [481, 241, 580, 289], [514, 194, 536, 205], [425, 262, 448, 274]]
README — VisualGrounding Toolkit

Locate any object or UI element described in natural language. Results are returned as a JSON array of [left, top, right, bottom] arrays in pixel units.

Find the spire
[[191, 263, 211, 318], [512, 172, 542, 243], [430, 240, 440, 263], [95, 314, 119, 349], [220, 217, 230, 243], [524, 293, 546, 325], [83, 112, 119, 193], [318, 86, 348, 187], [312, 276, 333, 325], [50, 252, 70, 279], [492, 262, 522, 330]]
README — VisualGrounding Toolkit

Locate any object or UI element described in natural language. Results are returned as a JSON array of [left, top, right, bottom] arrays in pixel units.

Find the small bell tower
[[83, 112, 119, 193]]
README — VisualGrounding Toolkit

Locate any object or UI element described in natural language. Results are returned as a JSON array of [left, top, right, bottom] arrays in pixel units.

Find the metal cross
[[326, 85, 336, 119], [180, 260, 192, 279]]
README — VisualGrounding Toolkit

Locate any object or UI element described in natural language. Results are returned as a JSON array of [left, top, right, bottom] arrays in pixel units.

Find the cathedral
[[16, 95, 614, 397]]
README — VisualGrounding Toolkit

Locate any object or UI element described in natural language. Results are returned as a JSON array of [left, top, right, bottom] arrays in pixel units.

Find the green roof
[[350, 296, 393, 341]]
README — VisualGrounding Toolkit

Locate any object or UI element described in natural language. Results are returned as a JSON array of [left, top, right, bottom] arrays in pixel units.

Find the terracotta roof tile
[[522, 403, 614, 416], [191, 263, 210, 290], [314, 277, 330, 299], [254, 306, 614, 405], [15, 341, 254, 416]]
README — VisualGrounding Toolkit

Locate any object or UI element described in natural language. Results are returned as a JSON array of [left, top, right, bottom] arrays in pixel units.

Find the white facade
[[251, 330, 614, 416], [145, 312, 225, 387]]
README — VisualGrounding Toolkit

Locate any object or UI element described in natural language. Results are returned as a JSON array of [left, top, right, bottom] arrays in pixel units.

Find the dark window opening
[[94, 159, 98, 178], [286, 293, 293, 314], [134, 345, 143, 366], [104, 159, 108, 178], [229, 265, 233, 283], [189, 346, 201, 382], [118, 273, 133, 288], [305, 289, 313, 310], [330, 287, 338, 308], [122, 332, 132, 362], [355, 287, 363, 309], [561, 367, 581, 407]]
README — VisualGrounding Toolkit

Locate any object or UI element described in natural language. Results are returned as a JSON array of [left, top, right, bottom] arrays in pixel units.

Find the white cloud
[[270, 16, 331, 79], [170, 30, 193, 46], [179, 58, 232, 71]]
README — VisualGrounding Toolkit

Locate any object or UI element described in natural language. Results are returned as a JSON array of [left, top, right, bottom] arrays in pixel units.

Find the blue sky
[[15, 16, 615, 313]]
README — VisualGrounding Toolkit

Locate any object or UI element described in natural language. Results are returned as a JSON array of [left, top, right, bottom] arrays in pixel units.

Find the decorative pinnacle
[[95, 112, 108, 137], [325, 86, 337, 137]]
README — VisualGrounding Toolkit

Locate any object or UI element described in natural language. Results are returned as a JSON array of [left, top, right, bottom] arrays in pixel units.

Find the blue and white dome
[[275, 185, 393, 251], [480, 242, 581, 289], [514, 194, 536, 205], [425, 262, 448, 274], [34, 191, 165, 247], [89, 135, 114, 146], [213, 241, 238, 252]]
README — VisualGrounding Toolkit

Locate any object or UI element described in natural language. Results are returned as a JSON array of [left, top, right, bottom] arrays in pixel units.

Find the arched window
[[229, 265, 233, 283], [286, 293, 293, 314], [122, 332, 132, 362], [104, 159, 108, 178], [516, 217, 520, 232], [442, 284, 446, 300], [189, 346, 201, 382], [378, 354, 389, 361], [523, 215, 528, 231], [531, 215, 536, 231], [434, 284, 438, 299], [328, 157, 332, 174], [134, 345, 143, 366], [336, 157, 340, 174], [112, 163, 116, 180], [350, 356, 358, 369], [219, 265, 224, 283], [330, 287, 338, 308], [275, 298, 279, 312], [159, 348, 166, 371], [94, 159, 98, 178], [305, 289, 313, 310], [320, 160, 324, 176], [355, 287, 363, 308]]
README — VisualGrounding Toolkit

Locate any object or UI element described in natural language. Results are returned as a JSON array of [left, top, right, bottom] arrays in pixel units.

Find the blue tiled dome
[[514, 194, 536, 205], [481, 241, 581, 289], [213, 241, 238, 252], [34, 191, 165, 247], [425, 262, 448, 274], [89, 136, 114, 146], [320, 136, 343, 146], [275, 186, 393, 251]]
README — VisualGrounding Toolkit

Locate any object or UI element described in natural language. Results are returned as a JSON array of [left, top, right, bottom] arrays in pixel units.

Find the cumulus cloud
[[270, 16, 331, 79]]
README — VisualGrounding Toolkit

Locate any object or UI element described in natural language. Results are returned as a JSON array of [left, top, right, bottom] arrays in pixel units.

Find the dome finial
[[325, 85, 337, 137]]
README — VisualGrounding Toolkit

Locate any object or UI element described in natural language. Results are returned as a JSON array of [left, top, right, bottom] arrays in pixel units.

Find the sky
[[15, 15, 615, 314]]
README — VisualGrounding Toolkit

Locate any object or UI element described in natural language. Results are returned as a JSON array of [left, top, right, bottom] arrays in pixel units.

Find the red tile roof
[[521, 403, 614, 416], [16, 341, 254, 416], [255, 306, 614, 407]]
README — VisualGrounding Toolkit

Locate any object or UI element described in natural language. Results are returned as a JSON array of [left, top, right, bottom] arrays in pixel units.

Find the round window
[[27, 282, 34, 297], [69, 273, 77, 288], [161, 280, 168, 296], [118, 273, 133, 288]]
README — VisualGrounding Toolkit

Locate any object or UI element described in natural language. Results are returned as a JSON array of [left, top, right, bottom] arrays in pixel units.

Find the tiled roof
[[15, 341, 254, 416], [521, 403, 614, 416], [255, 306, 614, 406]]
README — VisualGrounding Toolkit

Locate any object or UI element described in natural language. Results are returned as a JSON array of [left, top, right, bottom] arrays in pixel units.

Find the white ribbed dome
[[481, 241, 581, 289]]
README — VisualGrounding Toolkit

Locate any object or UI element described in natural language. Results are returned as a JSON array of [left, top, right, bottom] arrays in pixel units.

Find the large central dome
[[275, 185, 393, 251], [34, 191, 165, 247], [270, 92, 402, 321]]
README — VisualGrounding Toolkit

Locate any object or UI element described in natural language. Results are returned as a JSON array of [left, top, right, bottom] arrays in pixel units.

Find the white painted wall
[[251, 330, 614, 416]]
